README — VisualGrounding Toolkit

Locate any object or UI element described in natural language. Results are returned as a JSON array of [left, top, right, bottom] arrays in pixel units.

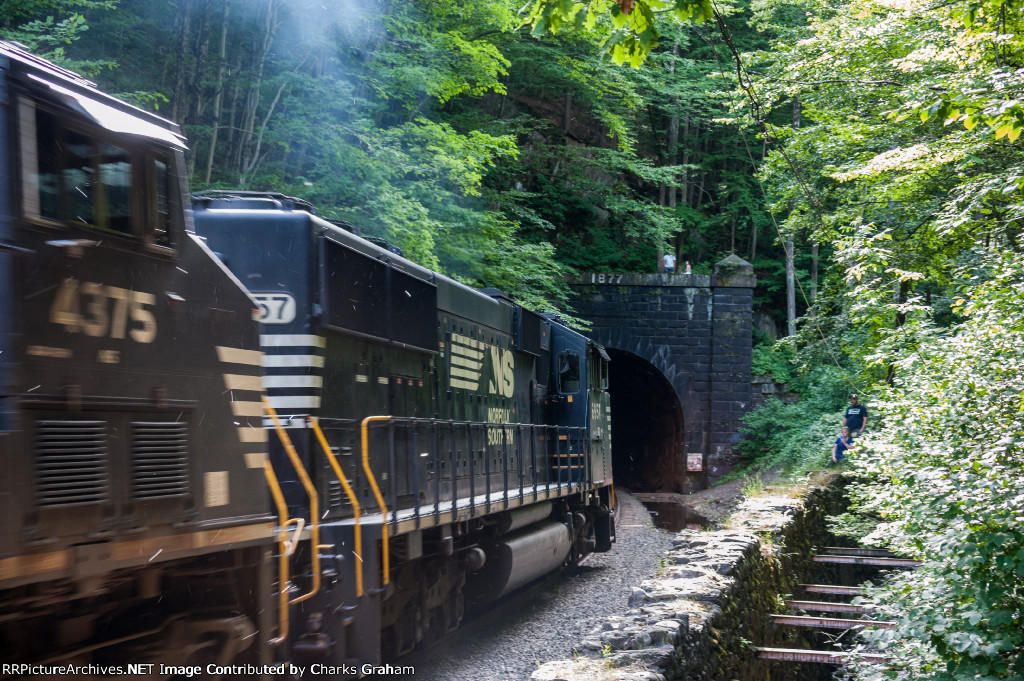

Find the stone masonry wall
[[568, 256, 755, 488], [532, 480, 848, 681]]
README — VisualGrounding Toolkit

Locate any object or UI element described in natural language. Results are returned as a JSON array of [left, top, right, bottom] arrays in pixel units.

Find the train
[[0, 41, 615, 677]]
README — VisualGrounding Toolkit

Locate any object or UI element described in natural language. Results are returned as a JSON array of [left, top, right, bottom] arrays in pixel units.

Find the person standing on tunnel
[[843, 394, 868, 438], [663, 252, 677, 274]]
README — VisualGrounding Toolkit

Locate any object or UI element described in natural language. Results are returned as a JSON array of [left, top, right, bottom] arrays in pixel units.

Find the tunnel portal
[[607, 349, 684, 492], [569, 257, 755, 489]]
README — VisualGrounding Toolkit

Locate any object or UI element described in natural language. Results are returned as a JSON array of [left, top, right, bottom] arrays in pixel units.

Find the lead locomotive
[[0, 42, 273, 676], [0, 42, 614, 677]]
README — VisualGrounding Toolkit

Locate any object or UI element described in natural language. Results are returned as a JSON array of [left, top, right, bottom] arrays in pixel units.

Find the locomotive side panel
[[10, 90, 268, 550]]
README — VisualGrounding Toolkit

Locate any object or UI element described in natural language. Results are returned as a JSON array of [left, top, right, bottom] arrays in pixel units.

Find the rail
[[354, 417, 591, 527], [263, 397, 322, 606], [308, 416, 366, 597]]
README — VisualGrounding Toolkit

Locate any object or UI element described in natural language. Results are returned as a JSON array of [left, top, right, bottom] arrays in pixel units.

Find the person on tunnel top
[[843, 394, 868, 438], [663, 252, 676, 274]]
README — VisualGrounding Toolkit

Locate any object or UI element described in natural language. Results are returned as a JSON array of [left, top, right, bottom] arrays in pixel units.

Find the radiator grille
[[34, 420, 110, 508], [132, 421, 189, 500]]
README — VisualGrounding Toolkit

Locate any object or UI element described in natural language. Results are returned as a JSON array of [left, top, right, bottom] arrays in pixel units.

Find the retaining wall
[[532, 480, 848, 681]]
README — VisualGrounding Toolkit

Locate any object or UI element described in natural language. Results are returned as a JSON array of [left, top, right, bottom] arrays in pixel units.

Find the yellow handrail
[[360, 416, 392, 587], [262, 397, 321, 605], [307, 416, 365, 597], [262, 459, 291, 646]]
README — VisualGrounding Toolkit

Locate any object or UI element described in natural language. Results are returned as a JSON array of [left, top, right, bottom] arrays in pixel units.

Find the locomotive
[[0, 42, 274, 675], [188, 191, 616, 665], [0, 41, 614, 676]]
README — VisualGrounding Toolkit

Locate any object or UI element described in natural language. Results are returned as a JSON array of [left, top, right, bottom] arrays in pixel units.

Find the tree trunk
[[666, 42, 679, 209], [234, 0, 280, 175], [203, 0, 231, 185], [240, 78, 288, 187], [225, 53, 242, 152], [680, 114, 689, 207], [562, 87, 572, 136], [810, 243, 818, 301], [786, 97, 801, 336], [886, 280, 910, 385], [171, 0, 193, 124], [785, 238, 796, 336]]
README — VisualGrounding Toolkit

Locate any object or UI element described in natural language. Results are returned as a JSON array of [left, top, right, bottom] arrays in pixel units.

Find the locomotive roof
[[0, 41, 186, 150], [191, 192, 515, 331]]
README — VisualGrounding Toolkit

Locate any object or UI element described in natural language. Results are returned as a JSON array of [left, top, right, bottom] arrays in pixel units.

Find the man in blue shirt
[[843, 394, 868, 437]]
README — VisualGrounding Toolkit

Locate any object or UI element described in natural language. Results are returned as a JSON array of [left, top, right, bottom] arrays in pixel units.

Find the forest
[[4, 0, 1022, 679]]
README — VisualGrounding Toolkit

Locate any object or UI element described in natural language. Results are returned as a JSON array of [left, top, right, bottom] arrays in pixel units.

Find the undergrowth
[[720, 362, 854, 485]]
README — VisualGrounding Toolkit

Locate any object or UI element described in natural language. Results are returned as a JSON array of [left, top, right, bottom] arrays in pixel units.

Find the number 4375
[[49, 278, 157, 343]]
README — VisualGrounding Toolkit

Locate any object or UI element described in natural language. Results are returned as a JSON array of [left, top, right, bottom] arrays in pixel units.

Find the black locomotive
[[0, 42, 614, 677], [0, 42, 274, 676]]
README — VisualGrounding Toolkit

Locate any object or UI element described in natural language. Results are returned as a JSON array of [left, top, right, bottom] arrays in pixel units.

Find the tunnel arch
[[606, 348, 686, 493]]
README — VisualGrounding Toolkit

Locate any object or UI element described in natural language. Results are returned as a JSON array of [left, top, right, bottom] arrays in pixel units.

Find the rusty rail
[[800, 584, 864, 596], [785, 600, 874, 614], [822, 546, 899, 557]]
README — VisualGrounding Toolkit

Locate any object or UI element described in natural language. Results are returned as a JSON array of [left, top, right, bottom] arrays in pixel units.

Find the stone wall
[[567, 256, 755, 488], [532, 480, 848, 681]]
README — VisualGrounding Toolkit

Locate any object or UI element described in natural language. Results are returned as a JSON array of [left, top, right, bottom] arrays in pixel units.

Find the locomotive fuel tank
[[465, 518, 573, 607]]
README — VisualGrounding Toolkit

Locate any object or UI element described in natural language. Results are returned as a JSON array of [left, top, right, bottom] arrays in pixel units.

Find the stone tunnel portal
[[607, 348, 686, 493]]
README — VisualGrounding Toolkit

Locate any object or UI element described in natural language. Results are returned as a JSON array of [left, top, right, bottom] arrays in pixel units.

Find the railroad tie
[[812, 554, 921, 568], [753, 647, 890, 664], [771, 614, 897, 629]]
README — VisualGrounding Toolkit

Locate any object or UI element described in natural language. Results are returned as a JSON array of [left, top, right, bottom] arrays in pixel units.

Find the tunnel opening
[[607, 349, 687, 493]]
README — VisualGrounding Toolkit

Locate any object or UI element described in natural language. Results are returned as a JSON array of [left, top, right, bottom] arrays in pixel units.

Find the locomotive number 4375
[[49, 278, 158, 343]]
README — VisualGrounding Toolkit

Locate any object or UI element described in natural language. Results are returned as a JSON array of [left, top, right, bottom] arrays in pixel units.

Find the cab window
[[557, 351, 580, 394], [23, 100, 175, 248]]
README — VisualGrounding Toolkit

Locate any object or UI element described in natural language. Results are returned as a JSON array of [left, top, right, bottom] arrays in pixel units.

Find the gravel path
[[405, 491, 671, 681]]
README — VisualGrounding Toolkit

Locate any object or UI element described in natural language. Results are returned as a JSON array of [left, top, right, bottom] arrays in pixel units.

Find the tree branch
[[746, 71, 903, 87]]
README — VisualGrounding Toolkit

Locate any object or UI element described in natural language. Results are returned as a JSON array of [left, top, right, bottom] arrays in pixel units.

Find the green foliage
[[738, 397, 842, 474], [33, 0, 790, 318], [522, 0, 714, 66], [750, 342, 793, 383], [845, 253, 1024, 681], [0, 0, 116, 72], [826, 512, 880, 543], [742, 0, 1024, 672]]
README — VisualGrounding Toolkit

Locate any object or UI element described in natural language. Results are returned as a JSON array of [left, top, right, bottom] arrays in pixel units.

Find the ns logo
[[447, 333, 515, 398], [487, 346, 515, 398]]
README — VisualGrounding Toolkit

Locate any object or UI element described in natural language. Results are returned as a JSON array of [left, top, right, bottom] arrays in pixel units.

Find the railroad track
[[754, 546, 917, 666]]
